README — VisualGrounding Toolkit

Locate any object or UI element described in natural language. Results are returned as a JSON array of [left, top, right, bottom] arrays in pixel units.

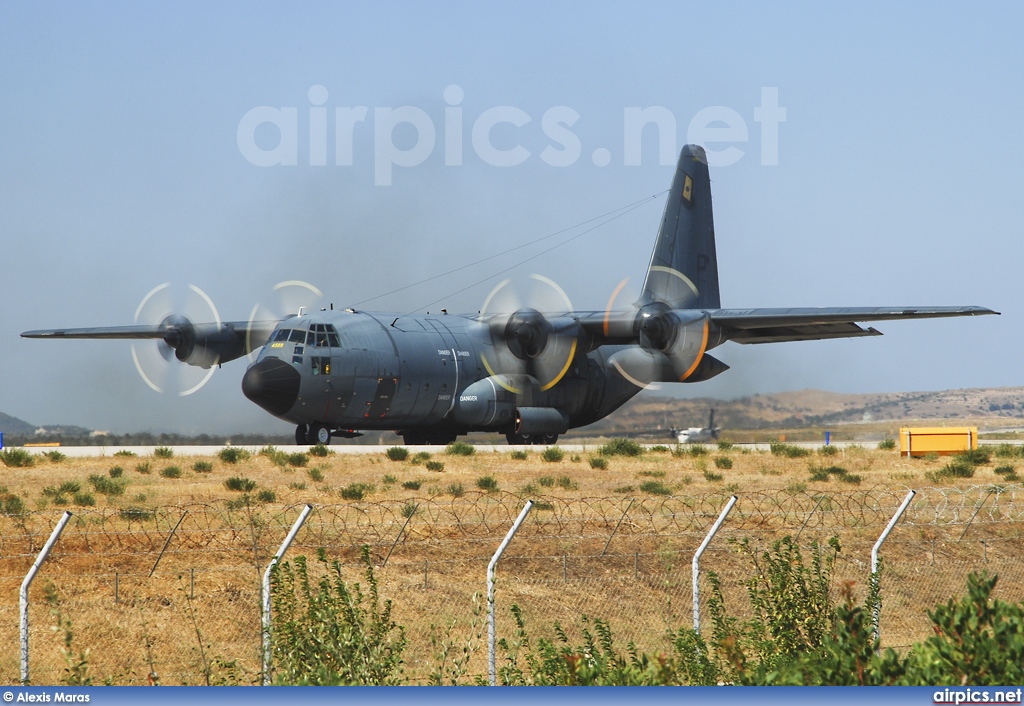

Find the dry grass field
[[1, 440, 1023, 685]]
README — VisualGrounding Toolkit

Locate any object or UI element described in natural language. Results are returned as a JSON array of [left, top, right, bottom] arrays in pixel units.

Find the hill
[[583, 386, 1024, 437]]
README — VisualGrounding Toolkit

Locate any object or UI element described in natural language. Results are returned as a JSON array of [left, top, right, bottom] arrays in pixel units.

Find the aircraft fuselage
[[241, 309, 640, 443]]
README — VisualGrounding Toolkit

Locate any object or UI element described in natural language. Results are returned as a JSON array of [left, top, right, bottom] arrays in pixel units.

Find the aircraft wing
[[22, 325, 172, 339], [21, 320, 282, 365], [21, 320, 279, 342], [709, 306, 998, 344]]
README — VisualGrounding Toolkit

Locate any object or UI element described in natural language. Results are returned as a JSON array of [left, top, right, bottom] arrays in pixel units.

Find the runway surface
[[4, 440, 961, 458]]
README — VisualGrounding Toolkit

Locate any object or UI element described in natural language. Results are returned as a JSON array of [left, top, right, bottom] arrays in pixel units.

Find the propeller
[[602, 269, 715, 389], [478, 275, 581, 393], [244, 280, 324, 361], [130, 283, 222, 396]]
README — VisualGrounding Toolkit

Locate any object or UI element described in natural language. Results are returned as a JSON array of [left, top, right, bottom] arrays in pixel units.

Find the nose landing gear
[[295, 423, 332, 445]]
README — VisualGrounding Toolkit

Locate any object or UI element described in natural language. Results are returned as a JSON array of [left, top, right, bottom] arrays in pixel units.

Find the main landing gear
[[505, 432, 559, 445]]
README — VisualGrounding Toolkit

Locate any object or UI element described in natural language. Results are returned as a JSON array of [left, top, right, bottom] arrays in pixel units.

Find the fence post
[[692, 495, 737, 635], [262, 503, 313, 686], [21, 510, 73, 685], [872, 490, 915, 646], [601, 497, 634, 556], [958, 489, 994, 542], [382, 504, 417, 567], [149, 511, 188, 577], [488, 500, 533, 686]]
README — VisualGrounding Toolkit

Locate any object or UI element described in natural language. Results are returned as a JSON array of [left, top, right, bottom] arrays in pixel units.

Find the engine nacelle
[[165, 320, 248, 368], [638, 308, 714, 381], [451, 377, 518, 427]]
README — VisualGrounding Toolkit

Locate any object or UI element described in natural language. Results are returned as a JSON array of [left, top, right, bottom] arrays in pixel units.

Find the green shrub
[[159, 466, 183, 478], [307, 466, 325, 482], [770, 441, 810, 458], [401, 502, 417, 519], [639, 480, 671, 495], [819, 445, 839, 456], [877, 438, 897, 450], [113, 450, 136, 457], [638, 470, 665, 478], [714, 456, 733, 469], [445, 441, 475, 456], [340, 483, 373, 501], [446, 482, 465, 498], [410, 451, 432, 465], [599, 438, 643, 457], [108, 466, 124, 478], [425, 460, 444, 472], [119, 506, 154, 522], [309, 443, 332, 457], [533, 501, 554, 511], [717, 440, 734, 451], [44, 450, 66, 463], [269, 547, 406, 685], [1, 490, 26, 516], [88, 474, 127, 496], [135, 462, 151, 474], [613, 485, 635, 493], [541, 447, 564, 463], [938, 457, 976, 479], [193, 461, 213, 473], [289, 482, 307, 490], [476, 475, 499, 491], [386, 447, 410, 462], [1, 448, 34, 468], [154, 446, 173, 459], [218, 447, 250, 464], [288, 453, 309, 468], [688, 444, 709, 456], [401, 480, 421, 490], [382, 474, 397, 485], [556, 475, 577, 490], [538, 476, 555, 487], [510, 450, 529, 460], [256, 489, 277, 503], [958, 448, 991, 466], [260, 445, 289, 467], [72, 492, 96, 507], [650, 445, 671, 453], [224, 476, 257, 492], [589, 456, 608, 470], [809, 465, 859, 484], [994, 443, 1019, 459], [702, 471, 723, 482]]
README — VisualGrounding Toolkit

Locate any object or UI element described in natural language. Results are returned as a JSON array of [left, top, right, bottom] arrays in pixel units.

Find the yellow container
[[899, 426, 977, 457]]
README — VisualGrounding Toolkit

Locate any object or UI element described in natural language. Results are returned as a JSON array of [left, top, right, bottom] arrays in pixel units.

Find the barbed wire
[[2, 486, 1022, 563]]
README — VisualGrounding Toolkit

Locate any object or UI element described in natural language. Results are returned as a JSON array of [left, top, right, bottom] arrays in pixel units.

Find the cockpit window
[[307, 323, 341, 348], [288, 329, 305, 343]]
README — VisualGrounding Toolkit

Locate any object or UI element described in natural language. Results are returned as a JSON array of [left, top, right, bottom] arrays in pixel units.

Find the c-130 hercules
[[23, 145, 997, 446]]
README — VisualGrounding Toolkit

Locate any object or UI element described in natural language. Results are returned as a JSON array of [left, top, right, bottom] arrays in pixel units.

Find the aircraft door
[[424, 318, 461, 420], [366, 376, 398, 419]]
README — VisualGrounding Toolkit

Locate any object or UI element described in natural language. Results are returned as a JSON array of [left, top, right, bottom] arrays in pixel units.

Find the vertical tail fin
[[640, 145, 721, 309]]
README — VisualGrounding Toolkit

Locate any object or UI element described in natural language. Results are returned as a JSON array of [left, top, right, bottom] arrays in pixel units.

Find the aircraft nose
[[242, 358, 300, 416]]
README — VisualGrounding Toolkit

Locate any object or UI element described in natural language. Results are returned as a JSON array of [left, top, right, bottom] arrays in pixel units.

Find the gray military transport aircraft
[[22, 145, 997, 446]]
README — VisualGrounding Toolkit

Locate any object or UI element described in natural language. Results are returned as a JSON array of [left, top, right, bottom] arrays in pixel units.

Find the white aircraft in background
[[673, 409, 721, 444]]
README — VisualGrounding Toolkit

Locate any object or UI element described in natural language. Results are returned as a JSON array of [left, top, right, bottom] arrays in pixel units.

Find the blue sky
[[1, 2, 1021, 434]]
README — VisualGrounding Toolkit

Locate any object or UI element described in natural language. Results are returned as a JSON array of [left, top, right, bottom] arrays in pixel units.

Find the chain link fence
[[1, 485, 1022, 684]]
